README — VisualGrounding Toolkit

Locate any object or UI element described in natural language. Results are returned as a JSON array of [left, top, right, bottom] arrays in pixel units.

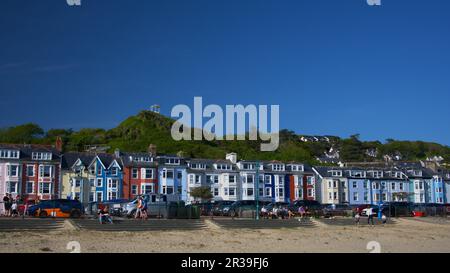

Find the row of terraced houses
[[1, 142, 450, 211]]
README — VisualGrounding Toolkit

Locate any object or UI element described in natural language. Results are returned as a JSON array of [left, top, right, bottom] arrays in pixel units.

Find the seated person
[[98, 206, 113, 224]]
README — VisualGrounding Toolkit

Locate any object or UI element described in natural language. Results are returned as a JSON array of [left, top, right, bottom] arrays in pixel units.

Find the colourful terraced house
[[209, 155, 240, 203], [86, 153, 123, 202], [61, 152, 96, 205], [262, 161, 290, 203], [0, 143, 62, 210], [120, 150, 158, 200], [157, 155, 186, 201], [286, 163, 316, 202]]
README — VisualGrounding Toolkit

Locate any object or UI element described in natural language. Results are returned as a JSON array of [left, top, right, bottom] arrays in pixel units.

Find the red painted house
[[287, 163, 316, 202], [119, 149, 158, 200]]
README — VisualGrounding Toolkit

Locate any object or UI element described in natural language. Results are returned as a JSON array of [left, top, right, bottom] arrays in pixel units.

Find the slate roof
[[120, 152, 157, 168], [0, 143, 61, 162], [61, 152, 96, 169]]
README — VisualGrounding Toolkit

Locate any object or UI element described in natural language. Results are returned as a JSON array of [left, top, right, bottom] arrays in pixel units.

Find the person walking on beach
[[298, 206, 306, 219], [355, 212, 361, 226], [366, 205, 374, 226], [135, 196, 144, 219], [3, 193, 11, 217], [140, 197, 148, 220], [381, 214, 387, 226], [11, 202, 19, 218]]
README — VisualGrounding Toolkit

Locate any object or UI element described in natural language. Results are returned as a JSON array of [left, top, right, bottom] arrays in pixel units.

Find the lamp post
[[378, 181, 383, 219], [255, 161, 260, 220]]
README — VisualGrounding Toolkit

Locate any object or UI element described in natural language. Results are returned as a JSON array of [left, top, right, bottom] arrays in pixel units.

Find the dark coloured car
[[225, 200, 270, 217], [289, 200, 323, 216], [380, 202, 414, 217], [211, 201, 235, 216], [27, 199, 84, 218], [197, 202, 215, 216], [322, 204, 353, 218]]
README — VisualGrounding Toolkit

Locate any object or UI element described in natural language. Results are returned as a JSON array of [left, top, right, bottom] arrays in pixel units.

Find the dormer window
[[166, 158, 180, 165], [290, 165, 304, 172], [271, 164, 285, 172], [0, 150, 20, 159], [111, 167, 118, 176], [241, 163, 255, 170], [215, 164, 232, 170], [32, 152, 52, 161], [330, 170, 342, 177], [190, 163, 206, 170], [351, 171, 365, 178], [413, 170, 422, 176], [132, 156, 152, 162], [369, 171, 383, 178]]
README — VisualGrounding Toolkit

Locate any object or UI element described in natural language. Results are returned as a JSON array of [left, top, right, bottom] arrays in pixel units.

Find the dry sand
[[1, 218, 450, 253]]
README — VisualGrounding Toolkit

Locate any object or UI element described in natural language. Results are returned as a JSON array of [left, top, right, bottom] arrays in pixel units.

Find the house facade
[[157, 155, 186, 201], [0, 144, 62, 211], [61, 152, 96, 205], [120, 151, 158, 200], [86, 154, 123, 202], [313, 167, 349, 205], [208, 154, 240, 203]]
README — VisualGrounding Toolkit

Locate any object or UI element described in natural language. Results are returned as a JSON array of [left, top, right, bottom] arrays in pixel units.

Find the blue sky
[[1, 0, 450, 145]]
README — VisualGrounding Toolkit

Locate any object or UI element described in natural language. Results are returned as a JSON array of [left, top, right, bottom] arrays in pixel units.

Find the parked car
[[262, 202, 290, 212], [98, 199, 130, 217], [380, 202, 414, 217], [289, 200, 323, 216], [211, 201, 235, 216], [27, 199, 84, 218], [196, 202, 215, 216], [412, 203, 446, 217], [123, 194, 179, 218], [358, 205, 379, 216], [18, 199, 37, 215], [323, 204, 353, 218], [224, 200, 270, 217]]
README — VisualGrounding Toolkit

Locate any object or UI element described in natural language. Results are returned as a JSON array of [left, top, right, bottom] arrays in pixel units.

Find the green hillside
[[1, 110, 449, 165]]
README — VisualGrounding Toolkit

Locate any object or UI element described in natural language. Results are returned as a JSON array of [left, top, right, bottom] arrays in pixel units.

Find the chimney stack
[[226, 152, 237, 164], [55, 136, 63, 152], [148, 144, 157, 156], [114, 148, 121, 158]]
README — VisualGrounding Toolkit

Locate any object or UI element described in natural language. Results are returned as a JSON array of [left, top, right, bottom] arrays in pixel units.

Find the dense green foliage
[[189, 186, 214, 202], [1, 111, 449, 164]]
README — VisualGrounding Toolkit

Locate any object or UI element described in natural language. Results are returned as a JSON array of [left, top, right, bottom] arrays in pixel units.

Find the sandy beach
[[1, 217, 450, 253]]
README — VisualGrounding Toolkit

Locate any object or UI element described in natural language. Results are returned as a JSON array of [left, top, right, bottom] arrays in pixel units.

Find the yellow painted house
[[61, 152, 96, 205]]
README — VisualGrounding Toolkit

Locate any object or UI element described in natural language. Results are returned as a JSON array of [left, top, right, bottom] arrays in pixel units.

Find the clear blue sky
[[1, 0, 449, 145]]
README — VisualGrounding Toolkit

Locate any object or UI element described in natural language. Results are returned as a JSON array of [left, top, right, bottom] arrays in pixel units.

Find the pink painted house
[[0, 143, 62, 215]]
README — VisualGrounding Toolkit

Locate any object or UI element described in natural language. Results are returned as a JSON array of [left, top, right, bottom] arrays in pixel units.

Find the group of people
[[2, 193, 25, 218], [98, 196, 148, 224], [354, 205, 387, 227], [261, 205, 305, 219]]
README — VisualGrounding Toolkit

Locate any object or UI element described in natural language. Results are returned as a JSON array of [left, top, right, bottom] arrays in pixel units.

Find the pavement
[[69, 218, 207, 231], [0, 218, 65, 232], [210, 218, 316, 229], [404, 216, 450, 225], [316, 216, 397, 226]]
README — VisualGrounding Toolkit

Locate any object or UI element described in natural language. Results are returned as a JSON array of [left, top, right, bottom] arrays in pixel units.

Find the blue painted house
[[87, 153, 123, 202], [156, 155, 186, 202]]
